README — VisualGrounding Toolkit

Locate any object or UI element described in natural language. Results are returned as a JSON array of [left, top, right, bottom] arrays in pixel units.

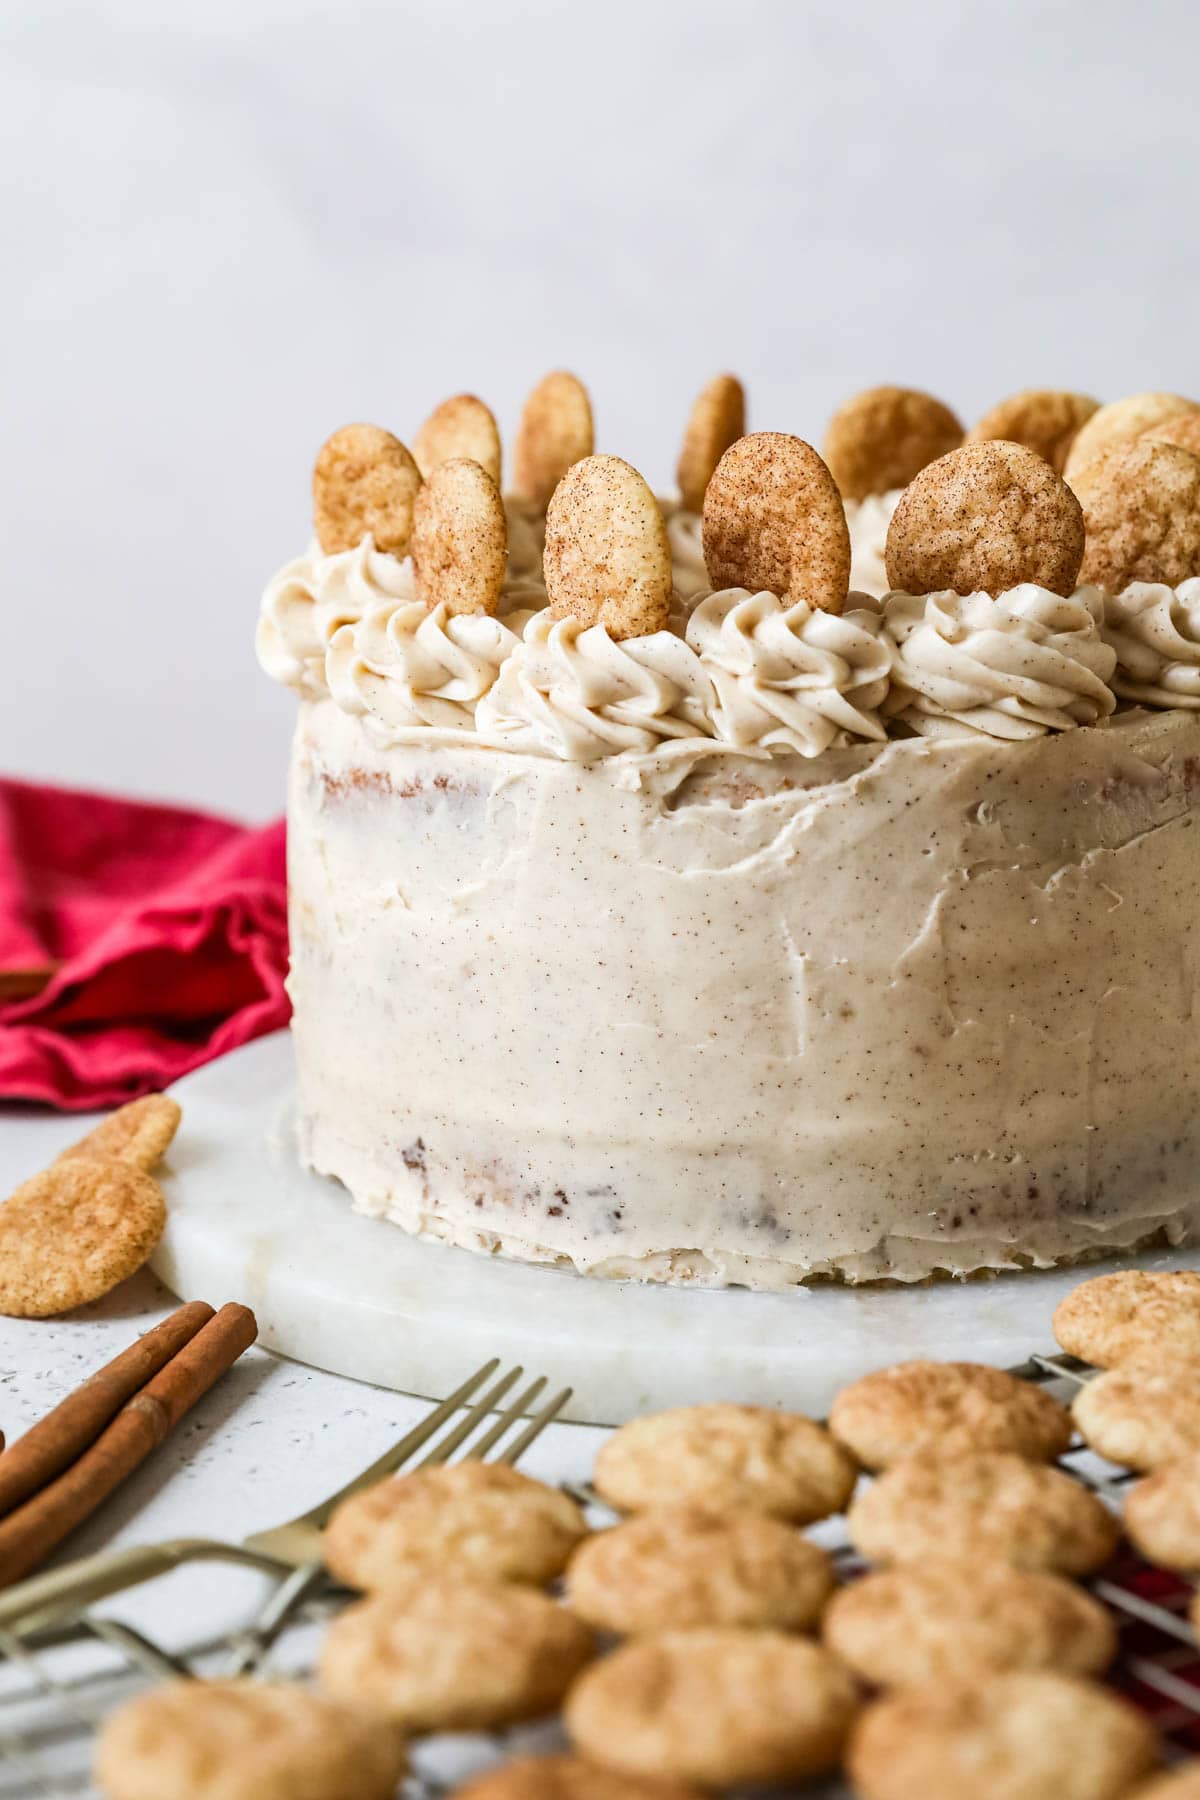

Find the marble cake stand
[[151, 1033, 1194, 1425]]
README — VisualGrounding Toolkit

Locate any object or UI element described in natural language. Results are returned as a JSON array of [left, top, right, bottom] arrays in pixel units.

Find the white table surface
[[0, 1095, 606, 1653]]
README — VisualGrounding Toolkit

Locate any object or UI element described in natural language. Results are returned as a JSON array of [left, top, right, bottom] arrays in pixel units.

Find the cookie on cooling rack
[[829, 1360, 1072, 1469], [319, 1576, 594, 1734], [565, 1628, 859, 1788], [1073, 1362, 1200, 1470], [847, 1670, 1159, 1800], [564, 1505, 835, 1635], [452, 1754, 705, 1800], [93, 1679, 406, 1800], [592, 1403, 856, 1522], [823, 1559, 1116, 1688], [846, 1451, 1119, 1575], [1125, 1453, 1200, 1570], [1053, 1270, 1200, 1368], [323, 1459, 588, 1590]]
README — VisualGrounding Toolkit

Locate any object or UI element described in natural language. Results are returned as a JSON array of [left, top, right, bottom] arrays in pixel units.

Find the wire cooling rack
[[1, 1351, 1198, 1800]]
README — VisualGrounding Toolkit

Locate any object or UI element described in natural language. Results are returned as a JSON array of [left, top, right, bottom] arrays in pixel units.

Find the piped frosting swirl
[[1103, 579, 1200, 708], [475, 610, 714, 761], [884, 585, 1117, 740], [686, 588, 891, 756]]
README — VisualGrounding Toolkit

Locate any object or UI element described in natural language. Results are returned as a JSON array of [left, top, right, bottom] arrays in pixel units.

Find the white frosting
[[475, 610, 715, 761], [290, 700, 1200, 1286], [1104, 579, 1200, 708], [326, 601, 535, 737], [665, 507, 709, 600], [845, 489, 902, 598], [256, 537, 415, 697], [884, 585, 1118, 740], [685, 588, 891, 756]]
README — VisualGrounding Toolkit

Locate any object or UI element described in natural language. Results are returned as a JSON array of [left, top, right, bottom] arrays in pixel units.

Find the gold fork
[[0, 1358, 572, 1636]]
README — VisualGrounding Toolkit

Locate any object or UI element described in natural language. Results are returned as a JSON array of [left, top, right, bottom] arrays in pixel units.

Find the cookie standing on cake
[[257, 374, 1200, 1291]]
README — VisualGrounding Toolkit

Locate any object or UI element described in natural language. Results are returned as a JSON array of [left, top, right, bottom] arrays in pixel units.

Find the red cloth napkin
[[0, 778, 289, 1110]]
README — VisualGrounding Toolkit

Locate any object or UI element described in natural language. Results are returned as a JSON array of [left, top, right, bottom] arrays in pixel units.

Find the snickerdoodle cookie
[[564, 1505, 835, 1635], [565, 1628, 859, 1788], [0, 1160, 167, 1318], [846, 1451, 1118, 1574], [1075, 440, 1200, 591], [1125, 1454, 1200, 1570], [848, 1671, 1159, 1800], [823, 385, 963, 501], [1053, 1270, 1200, 1368], [1064, 391, 1196, 481], [94, 1679, 406, 1800], [676, 373, 745, 512], [701, 432, 851, 612], [884, 440, 1085, 598], [967, 389, 1099, 474], [823, 1559, 1116, 1688], [1073, 1362, 1200, 1470], [313, 423, 422, 557], [593, 1403, 857, 1523], [58, 1094, 181, 1174], [544, 454, 673, 639], [829, 1361, 1071, 1469], [319, 1577, 594, 1734], [323, 1460, 588, 1590]]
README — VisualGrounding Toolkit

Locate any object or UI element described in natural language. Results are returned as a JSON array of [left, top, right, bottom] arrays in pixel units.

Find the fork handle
[[0, 1537, 286, 1635]]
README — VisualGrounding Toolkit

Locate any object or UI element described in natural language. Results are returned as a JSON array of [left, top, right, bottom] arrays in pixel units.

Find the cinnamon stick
[[0, 1302, 215, 1521], [0, 1302, 258, 1588]]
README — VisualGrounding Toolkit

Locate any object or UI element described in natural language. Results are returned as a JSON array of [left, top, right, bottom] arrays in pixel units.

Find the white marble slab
[[151, 1034, 1199, 1426]]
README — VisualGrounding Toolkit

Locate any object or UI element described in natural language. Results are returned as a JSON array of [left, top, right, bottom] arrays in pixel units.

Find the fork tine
[[496, 1385, 573, 1465], [418, 1365, 525, 1467], [467, 1376, 548, 1461], [294, 1357, 500, 1528]]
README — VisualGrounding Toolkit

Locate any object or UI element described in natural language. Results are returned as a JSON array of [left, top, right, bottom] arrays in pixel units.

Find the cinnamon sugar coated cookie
[[823, 1560, 1116, 1688], [413, 392, 502, 486], [848, 1672, 1159, 1800], [565, 1505, 835, 1635], [512, 370, 594, 510], [594, 1403, 857, 1523], [411, 458, 508, 616], [58, 1094, 181, 1174], [565, 1629, 859, 1788], [453, 1755, 705, 1800], [822, 385, 963, 501], [1064, 391, 1196, 481], [1125, 1454, 1200, 1570], [93, 1679, 406, 1800], [701, 432, 851, 612], [829, 1360, 1072, 1469], [1054, 1271, 1200, 1367], [323, 1460, 588, 1589], [967, 389, 1100, 473], [847, 1451, 1118, 1574], [544, 455, 672, 639], [884, 440, 1085, 598], [1074, 440, 1200, 591], [676, 373, 745, 512], [0, 1161, 167, 1317], [1142, 407, 1200, 459], [312, 423, 423, 556], [1072, 1362, 1200, 1470], [318, 1577, 594, 1733]]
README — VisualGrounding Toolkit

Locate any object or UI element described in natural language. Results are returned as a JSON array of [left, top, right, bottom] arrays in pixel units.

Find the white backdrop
[[4, 0, 1198, 818]]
